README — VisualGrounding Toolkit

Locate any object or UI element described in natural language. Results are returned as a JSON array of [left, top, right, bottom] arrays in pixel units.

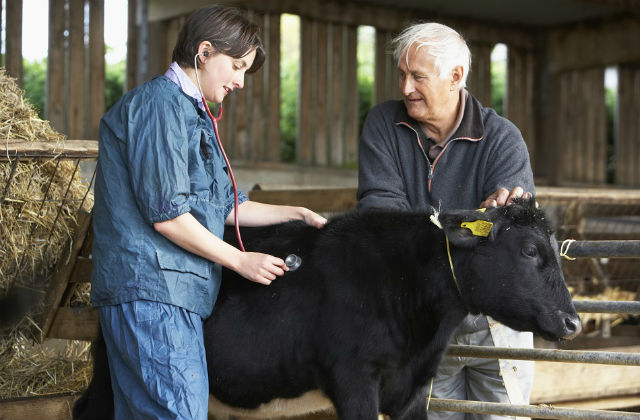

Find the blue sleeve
[[223, 187, 248, 220], [125, 93, 191, 224]]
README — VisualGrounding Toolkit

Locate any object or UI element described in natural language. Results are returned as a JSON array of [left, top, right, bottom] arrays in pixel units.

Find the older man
[[357, 22, 535, 420]]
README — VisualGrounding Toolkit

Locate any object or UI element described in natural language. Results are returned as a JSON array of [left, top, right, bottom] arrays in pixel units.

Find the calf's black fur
[[74, 198, 580, 420]]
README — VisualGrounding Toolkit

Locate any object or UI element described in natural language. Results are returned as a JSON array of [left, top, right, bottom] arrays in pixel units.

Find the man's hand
[[480, 186, 533, 208]]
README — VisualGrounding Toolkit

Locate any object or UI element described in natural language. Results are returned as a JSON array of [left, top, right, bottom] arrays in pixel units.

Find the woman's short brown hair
[[172, 5, 265, 73]]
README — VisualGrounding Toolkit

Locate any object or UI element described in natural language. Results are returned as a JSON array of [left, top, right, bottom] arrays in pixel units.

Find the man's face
[[398, 43, 457, 127]]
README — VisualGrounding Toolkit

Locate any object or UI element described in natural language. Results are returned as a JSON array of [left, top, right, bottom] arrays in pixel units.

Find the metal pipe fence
[[428, 398, 640, 420]]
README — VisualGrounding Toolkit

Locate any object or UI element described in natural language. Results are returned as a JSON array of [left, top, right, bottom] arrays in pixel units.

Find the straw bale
[[0, 68, 94, 400]]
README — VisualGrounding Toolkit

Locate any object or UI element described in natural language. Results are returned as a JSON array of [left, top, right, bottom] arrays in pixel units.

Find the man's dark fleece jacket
[[357, 91, 534, 214], [357, 91, 535, 334]]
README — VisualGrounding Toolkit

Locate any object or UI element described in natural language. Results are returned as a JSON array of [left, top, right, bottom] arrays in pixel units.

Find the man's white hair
[[392, 22, 471, 88]]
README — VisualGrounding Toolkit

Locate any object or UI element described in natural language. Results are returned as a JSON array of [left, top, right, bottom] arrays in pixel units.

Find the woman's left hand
[[300, 207, 327, 228]]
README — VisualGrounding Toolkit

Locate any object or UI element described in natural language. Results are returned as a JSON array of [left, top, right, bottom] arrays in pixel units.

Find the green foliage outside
[[280, 14, 300, 163], [105, 59, 126, 111], [23, 59, 47, 118]]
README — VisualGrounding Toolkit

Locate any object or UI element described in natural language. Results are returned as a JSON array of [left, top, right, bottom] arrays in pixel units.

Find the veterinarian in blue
[[91, 6, 325, 419]]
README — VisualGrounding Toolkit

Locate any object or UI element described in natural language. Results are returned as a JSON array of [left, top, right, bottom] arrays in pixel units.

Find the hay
[[0, 318, 92, 399], [571, 286, 638, 334], [0, 68, 93, 293], [0, 68, 94, 399]]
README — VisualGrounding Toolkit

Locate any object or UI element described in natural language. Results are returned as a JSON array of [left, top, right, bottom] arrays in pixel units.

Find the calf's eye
[[521, 245, 538, 258]]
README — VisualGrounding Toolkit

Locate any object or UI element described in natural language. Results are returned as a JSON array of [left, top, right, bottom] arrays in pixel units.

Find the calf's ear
[[439, 209, 492, 248]]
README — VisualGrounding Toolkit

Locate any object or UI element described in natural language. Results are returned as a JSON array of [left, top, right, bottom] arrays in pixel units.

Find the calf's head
[[439, 198, 581, 341]]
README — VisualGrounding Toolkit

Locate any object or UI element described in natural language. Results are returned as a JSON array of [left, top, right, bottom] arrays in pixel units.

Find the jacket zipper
[[396, 121, 482, 193]]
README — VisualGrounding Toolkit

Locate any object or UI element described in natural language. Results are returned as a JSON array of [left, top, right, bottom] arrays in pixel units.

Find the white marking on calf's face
[[208, 389, 333, 419]]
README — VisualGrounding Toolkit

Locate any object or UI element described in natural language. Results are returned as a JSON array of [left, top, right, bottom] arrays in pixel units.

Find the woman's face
[[199, 48, 257, 103]]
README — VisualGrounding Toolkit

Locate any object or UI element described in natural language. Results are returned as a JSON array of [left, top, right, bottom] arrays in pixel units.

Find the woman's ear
[[198, 41, 214, 58]]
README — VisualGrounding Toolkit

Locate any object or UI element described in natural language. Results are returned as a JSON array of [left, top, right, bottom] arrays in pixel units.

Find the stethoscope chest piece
[[285, 254, 302, 271]]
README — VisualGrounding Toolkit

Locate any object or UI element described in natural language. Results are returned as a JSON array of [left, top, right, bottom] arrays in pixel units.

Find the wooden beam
[[248, 187, 357, 212], [0, 393, 78, 420], [68, 0, 86, 139], [69, 256, 93, 283], [40, 211, 93, 340], [148, 0, 537, 49], [48, 307, 100, 341], [531, 345, 640, 404], [0, 140, 99, 160], [47, 0, 66, 133], [5, 0, 23, 86], [548, 16, 640, 73], [89, 0, 105, 140]]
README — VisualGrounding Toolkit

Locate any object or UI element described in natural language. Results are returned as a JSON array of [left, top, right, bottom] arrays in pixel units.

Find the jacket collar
[[393, 90, 485, 142]]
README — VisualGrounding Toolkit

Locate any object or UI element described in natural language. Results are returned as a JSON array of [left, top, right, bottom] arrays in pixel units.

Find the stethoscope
[[194, 51, 246, 252], [193, 51, 301, 271]]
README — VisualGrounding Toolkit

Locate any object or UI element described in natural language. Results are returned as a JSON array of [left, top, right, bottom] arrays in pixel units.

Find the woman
[[90, 6, 326, 419]]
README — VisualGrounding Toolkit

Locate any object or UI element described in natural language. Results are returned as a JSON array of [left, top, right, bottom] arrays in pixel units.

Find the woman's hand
[[300, 207, 327, 228], [233, 252, 287, 285]]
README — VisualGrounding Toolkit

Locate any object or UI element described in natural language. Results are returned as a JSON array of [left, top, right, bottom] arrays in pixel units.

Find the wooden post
[[507, 47, 537, 163], [89, 0, 105, 139], [344, 24, 359, 165], [5, 0, 24, 86], [47, 0, 66, 133], [314, 20, 329, 166], [298, 16, 313, 165], [329, 22, 344, 165], [266, 12, 281, 162], [617, 64, 640, 187], [374, 28, 388, 105], [68, 0, 86, 139], [39, 211, 93, 340], [126, 0, 139, 91], [468, 42, 492, 107], [250, 12, 266, 162]]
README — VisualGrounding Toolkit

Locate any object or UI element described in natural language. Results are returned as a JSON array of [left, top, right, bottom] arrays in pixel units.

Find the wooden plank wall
[[551, 68, 606, 185], [506, 47, 537, 165], [617, 64, 640, 187], [299, 19, 359, 166], [375, 29, 401, 105], [219, 12, 283, 163], [468, 42, 493, 107], [45, 0, 105, 140], [5, 0, 23, 86]]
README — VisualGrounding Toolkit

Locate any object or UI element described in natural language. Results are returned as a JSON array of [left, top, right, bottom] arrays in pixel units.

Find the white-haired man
[[357, 22, 535, 420]]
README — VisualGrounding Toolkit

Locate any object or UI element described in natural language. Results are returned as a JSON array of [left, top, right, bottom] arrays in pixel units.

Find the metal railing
[[432, 243, 640, 419]]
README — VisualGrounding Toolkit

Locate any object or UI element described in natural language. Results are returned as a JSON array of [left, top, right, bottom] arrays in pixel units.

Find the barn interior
[[1, 0, 640, 418]]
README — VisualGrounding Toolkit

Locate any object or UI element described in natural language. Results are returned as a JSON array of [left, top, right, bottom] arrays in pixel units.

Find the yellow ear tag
[[461, 220, 493, 237], [476, 208, 487, 213]]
